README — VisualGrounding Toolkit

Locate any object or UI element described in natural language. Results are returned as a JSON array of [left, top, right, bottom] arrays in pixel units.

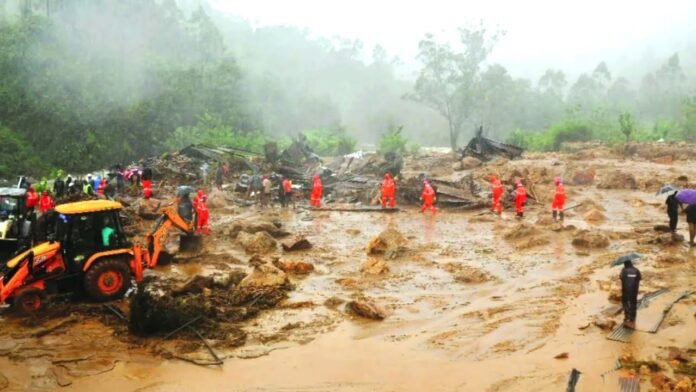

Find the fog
[[0, 0, 694, 176]]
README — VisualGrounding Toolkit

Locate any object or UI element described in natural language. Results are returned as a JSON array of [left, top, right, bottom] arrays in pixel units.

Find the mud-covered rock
[[571, 168, 596, 185], [237, 231, 277, 254], [583, 208, 606, 222], [229, 219, 290, 239], [0, 371, 7, 390], [452, 161, 463, 171], [443, 263, 494, 284], [367, 228, 408, 259], [597, 171, 637, 190], [638, 232, 684, 246], [503, 223, 549, 249], [324, 296, 346, 309], [593, 318, 617, 331], [461, 156, 482, 169], [361, 258, 389, 275], [274, 260, 314, 275], [572, 230, 610, 248], [239, 263, 288, 288], [281, 237, 312, 252], [346, 300, 387, 320], [206, 190, 228, 209], [137, 198, 162, 219]]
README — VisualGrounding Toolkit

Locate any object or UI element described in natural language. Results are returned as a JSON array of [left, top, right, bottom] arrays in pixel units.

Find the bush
[[303, 127, 357, 156], [379, 125, 409, 154], [506, 120, 593, 152]]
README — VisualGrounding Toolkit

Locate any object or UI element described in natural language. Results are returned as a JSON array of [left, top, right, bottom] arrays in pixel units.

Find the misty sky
[[210, 0, 695, 80]]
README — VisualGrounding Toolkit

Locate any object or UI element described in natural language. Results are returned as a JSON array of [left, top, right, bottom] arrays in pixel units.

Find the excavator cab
[[0, 187, 32, 261]]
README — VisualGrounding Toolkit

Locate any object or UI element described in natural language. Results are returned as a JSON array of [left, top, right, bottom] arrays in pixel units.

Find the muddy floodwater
[[1, 154, 695, 391]]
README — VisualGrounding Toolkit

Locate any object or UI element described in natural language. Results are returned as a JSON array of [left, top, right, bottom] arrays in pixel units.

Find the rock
[[597, 171, 637, 190], [275, 260, 314, 275], [137, 197, 162, 219], [346, 300, 387, 320], [0, 372, 7, 390], [230, 219, 290, 239], [452, 161, 463, 171], [650, 373, 671, 390], [674, 377, 693, 392], [666, 347, 690, 363], [239, 263, 288, 288], [657, 254, 687, 265], [535, 216, 555, 226], [361, 258, 389, 275], [608, 290, 622, 303], [653, 224, 672, 232], [367, 228, 408, 259], [653, 155, 673, 165], [554, 352, 569, 359], [583, 208, 606, 222], [324, 296, 346, 309], [572, 230, 610, 248], [443, 263, 494, 283], [503, 223, 541, 240], [206, 190, 228, 208], [461, 156, 482, 169], [639, 233, 685, 246], [281, 237, 312, 252], [237, 231, 277, 254], [593, 318, 617, 331], [571, 168, 596, 185]]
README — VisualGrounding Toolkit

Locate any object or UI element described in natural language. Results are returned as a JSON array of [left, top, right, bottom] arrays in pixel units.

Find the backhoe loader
[[0, 199, 200, 314]]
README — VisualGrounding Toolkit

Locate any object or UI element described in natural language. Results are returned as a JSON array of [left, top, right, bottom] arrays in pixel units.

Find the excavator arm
[[143, 206, 197, 268]]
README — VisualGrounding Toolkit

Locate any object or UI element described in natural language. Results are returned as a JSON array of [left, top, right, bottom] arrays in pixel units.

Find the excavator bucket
[[179, 234, 202, 253]]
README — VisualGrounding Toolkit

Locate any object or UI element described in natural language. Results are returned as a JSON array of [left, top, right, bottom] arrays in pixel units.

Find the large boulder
[[206, 190, 228, 209], [137, 198, 162, 219], [239, 263, 288, 288], [461, 156, 482, 170], [583, 208, 606, 222], [572, 230, 610, 248], [367, 228, 408, 259], [361, 258, 390, 275], [597, 171, 637, 190], [237, 231, 277, 254], [346, 300, 387, 320]]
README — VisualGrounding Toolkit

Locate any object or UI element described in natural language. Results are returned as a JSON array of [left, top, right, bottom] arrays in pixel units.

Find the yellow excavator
[[0, 199, 200, 314]]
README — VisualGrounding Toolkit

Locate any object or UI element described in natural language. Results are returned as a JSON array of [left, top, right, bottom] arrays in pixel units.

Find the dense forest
[[0, 0, 694, 177]]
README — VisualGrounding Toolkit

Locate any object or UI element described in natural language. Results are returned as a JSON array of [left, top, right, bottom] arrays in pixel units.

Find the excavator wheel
[[84, 258, 132, 302], [13, 287, 46, 315]]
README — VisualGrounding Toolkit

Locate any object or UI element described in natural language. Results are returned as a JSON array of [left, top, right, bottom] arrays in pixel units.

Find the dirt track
[[1, 150, 695, 391]]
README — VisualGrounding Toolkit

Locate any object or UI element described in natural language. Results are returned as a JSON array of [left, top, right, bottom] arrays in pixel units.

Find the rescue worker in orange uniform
[[514, 180, 527, 218], [39, 191, 54, 214], [381, 173, 396, 208], [193, 188, 207, 210], [195, 195, 210, 235], [310, 175, 323, 207], [26, 185, 39, 212], [490, 175, 503, 215], [551, 177, 566, 221], [420, 180, 436, 215]]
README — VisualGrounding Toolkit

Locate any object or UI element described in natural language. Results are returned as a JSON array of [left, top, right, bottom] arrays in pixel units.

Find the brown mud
[[1, 149, 695, 391]]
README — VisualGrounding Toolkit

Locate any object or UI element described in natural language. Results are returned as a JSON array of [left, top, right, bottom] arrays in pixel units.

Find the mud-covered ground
[[1, 147, 695, 391]]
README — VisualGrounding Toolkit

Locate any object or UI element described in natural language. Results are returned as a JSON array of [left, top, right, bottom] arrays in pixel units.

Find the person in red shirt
[[552, 177, 566, 221], [420, 180, 436, 215], [380, 173, 396, 209], [310, 175, 323, 207], [490, 175, 503, 215], [97, 178, 107, 196], [193, 188, 207, 210], [195, 195, 210, 235], [514, 180, 527, 218], [26, 185, 39, 212], [39, 191, 54, 214], [281, 178, 294, 208]]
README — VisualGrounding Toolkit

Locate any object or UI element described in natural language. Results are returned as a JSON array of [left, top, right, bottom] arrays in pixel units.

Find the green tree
[[618, 112, 635, 142], [409, 23, 499, 149]]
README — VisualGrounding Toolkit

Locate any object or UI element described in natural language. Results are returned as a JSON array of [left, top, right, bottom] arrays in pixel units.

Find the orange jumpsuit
[[310, 176, 323, 207], [552, 182, 566, 212], [420, 184, 436, 215], [195, 199, 210, 235], [514, 184, 527, 216], [491, 177, 503, 214], [26, 188, 39, 211], [381, 174, 396, 208], [142, 179, 152, 199]]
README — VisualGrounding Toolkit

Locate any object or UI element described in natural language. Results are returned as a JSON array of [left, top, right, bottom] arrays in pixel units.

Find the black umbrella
[[656, 185, 677, 196], [611, 252, 642, 267]]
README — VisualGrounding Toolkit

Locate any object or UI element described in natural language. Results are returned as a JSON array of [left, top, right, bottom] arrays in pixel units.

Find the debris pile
[[460, 127, 524, 161]]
